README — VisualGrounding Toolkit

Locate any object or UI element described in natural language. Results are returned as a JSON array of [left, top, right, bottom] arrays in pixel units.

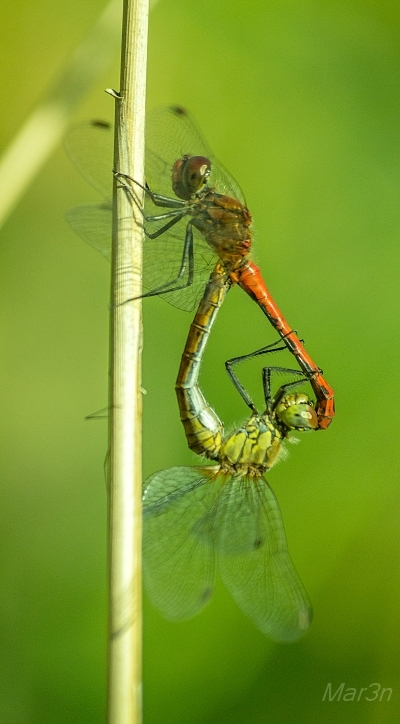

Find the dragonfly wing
[[146, 106, 246, 204], [145, 106, 214, 198], [143, 466, 219, 620], [66, 204, 215, 310], [216, 475, 312, 642], [211, 159, 247, 207], [64, 120, 113, 201], [66, 204, 112, 261], [142, 226, 216, 312]]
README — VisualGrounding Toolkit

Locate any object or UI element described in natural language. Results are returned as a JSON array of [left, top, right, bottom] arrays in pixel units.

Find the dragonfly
[[144, 262, 318, 642], [64, 105, 334, 429]]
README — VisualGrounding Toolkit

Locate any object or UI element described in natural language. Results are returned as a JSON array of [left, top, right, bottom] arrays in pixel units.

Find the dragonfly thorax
[[219, 415, 283, 474], [172, 155, 211, 199]]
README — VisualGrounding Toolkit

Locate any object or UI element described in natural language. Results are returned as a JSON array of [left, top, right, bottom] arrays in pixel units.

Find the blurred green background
[[1, 0, 400, 722]]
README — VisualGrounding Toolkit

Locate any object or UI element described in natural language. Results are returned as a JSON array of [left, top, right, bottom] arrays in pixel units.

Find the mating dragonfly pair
[[65, 106, 335, 642]]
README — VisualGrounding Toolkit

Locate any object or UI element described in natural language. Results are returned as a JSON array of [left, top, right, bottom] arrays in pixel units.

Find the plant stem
[[107, 1, 148, 722]]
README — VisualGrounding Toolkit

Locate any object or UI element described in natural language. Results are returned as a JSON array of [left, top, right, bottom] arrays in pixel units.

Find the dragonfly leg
[[116, 171, 194, 244], [262, 367, 309, 412], [144, 211, 188, 239], [143, 183, 186, 208], [115, 172, 187, 227], [143, 209, 187, 223], [225, 335, 298, 414], [115, 172, 185, 208], [226, 333, 300, 368], [121, 222, 195, 305], [141, 223, 195, 299], [225, 364, 257, 415]]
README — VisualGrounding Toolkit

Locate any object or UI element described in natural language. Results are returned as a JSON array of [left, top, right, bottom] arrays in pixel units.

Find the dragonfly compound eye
[[276, 402, 318, 431], [172, 155, 211, 199]]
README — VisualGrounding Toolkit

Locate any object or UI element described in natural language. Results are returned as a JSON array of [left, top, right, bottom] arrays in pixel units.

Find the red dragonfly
[[64, 106, 334, 429]]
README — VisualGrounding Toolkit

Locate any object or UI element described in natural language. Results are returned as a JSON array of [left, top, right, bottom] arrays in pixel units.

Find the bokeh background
[[1, 0, 400, 722]]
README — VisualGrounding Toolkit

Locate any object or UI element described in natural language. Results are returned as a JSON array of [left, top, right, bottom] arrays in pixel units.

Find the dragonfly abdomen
[[176, 263, 230, 460], [178, 387, 223, 459]]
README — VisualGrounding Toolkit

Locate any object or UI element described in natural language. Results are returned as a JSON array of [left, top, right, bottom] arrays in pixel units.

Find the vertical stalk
[[107, 1, 148, 723]]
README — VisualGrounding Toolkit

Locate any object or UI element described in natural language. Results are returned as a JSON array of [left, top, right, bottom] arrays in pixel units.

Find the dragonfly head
[[275, 393, 318, 431], [172, 155, 211, 199]]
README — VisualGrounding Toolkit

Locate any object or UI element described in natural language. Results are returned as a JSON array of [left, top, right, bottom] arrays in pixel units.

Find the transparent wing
[[64, 109, 246, 203], [64, 120, 113, 201], [143, 466, 311, 639], [215, 475, 313, 642], [145, 105, 246, 204], [142, 226, 216, 312], [142, 466, 219, 620], [65, 202, 215, 311], [66, 204, 112, 261], [64, 116, 218, 311]]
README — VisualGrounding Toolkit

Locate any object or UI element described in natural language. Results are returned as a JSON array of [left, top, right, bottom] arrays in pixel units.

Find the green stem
[[107, 1, 148, 722]]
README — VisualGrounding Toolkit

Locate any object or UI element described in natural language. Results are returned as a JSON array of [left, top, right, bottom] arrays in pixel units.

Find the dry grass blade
[[106, 1, 148, 723]]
